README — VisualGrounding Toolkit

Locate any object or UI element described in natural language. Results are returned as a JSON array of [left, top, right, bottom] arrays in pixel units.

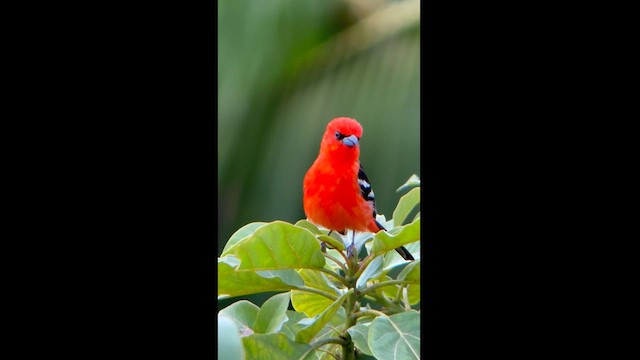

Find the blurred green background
[[218, 0, 420, 305]]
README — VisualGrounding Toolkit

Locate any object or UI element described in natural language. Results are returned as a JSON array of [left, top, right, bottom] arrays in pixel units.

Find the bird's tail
[[374, 219, 415, 261], [395, 246, 415, 261]]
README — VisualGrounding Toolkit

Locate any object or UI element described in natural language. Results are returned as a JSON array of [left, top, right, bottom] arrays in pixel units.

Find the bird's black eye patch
[[335, 131, 345, 140]]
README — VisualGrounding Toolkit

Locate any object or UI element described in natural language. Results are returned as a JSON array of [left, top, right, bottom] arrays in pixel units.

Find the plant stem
[[303, 337, 348, 359], [339, 240, 360, 360], [336, 248, 350, 264], [291, 286, 338, 301], [359, 279, 414, 297], [341, 332, 356, 360], [351, 309, 388, 322], [316, 348, 340, 360], [317, 267, 349, 287], [323, 252, 348, 273], [310, 337, 348, 348], [362, 294, 378, 303], [353, 253, 375, 279], [372, 292, 406, 314], [394, 284, 404, 303], [341, 294, 357, 360]]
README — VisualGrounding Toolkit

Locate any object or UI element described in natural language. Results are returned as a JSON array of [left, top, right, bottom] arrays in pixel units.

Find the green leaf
[[323, 248, 347, 273], [317, 345, 342, 360], [255, 270, 306, 286], [380, 245, 413, 274], [295, 290, 351, 343], [291, 291, 334, 319], [317, 234, 345, 252], [299, 269, 342, 294], [355, 354, 378, 360], [219, 300, 260, 332], [356, 256, 383, 290], [368, 311, 420, 360], [379, 261, 420, 304], [328, 230, 345, 243], [218, 258, 303, 298], [366, 239, 420, 277], [328, 306, 347, 326], [242, 333, 312, 360], [222, 222, 268, 256], [347, 323, 373, 356], [285, 307, 345, 347], [280, 310, 309, 341], [295, 220, 323, 235], [220, 254, 241, 267], [397, 260, 420, 281], [253, 292, 291, 334], [218, 315, 245, 360], [392, 187, 420, 227], [234, 221, 326, 271], [290, 269, 342, 318], [397, 260, 421, 305], [375, 214, 394, 234], [403, 241, 420, 261], [380, 275, 399, 299], [371, 219, 421, 257], [353, 231, 375, 255], [310, 307, 346, 341], [396, 174, 421, 193]]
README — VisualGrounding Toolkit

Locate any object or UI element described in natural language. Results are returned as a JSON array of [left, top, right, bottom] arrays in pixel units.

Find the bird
[[303, 117, 414, 261]]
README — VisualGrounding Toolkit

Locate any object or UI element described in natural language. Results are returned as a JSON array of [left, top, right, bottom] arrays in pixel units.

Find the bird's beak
[[342, 135, 359, 147]]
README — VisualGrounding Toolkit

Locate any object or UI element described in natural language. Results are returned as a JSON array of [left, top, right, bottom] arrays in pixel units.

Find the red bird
[[303, 117, 414, 260]]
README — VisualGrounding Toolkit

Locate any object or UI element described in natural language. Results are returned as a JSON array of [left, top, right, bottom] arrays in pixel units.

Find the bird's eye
[[335, 131, 341, 139]]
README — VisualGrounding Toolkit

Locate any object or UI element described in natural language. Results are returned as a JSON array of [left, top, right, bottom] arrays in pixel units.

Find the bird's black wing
[[358, 163, 414, 261], [358, 163, 386, 231]]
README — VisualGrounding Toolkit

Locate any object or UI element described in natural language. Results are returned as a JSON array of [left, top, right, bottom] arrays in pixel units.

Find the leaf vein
[[284, 234, 303, 267], [388, 318, 419, 359]]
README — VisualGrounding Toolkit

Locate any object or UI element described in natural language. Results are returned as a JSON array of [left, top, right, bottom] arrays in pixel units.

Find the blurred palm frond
[[218, 0, 420, 256]]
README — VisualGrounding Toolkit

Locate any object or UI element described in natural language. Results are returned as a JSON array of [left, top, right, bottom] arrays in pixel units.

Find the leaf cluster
[[218, 175, 421, 360]]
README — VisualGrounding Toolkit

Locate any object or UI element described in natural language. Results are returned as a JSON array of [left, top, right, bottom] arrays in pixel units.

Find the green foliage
[[242, 333, 312, 360], [291, 269, 341, 317], [219, 300, 260, 332], [218, 257, 304, 298], [233, 221, 326, 271], [370, 219, 420, 256], [392, 187, 421, 227], [218, 175, 422, 359], [294, 290, 351, 343], [218, 315, 245, 360], [347, 323, 374, 356], [222, 222, 268, 256], [253, 292, 291, 334], [396, 174, 421, 193], [368, 312, 420, 360]]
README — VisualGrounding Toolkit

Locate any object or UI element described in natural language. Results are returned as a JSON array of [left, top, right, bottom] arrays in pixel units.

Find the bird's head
[[321, 117, 363, 157]]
